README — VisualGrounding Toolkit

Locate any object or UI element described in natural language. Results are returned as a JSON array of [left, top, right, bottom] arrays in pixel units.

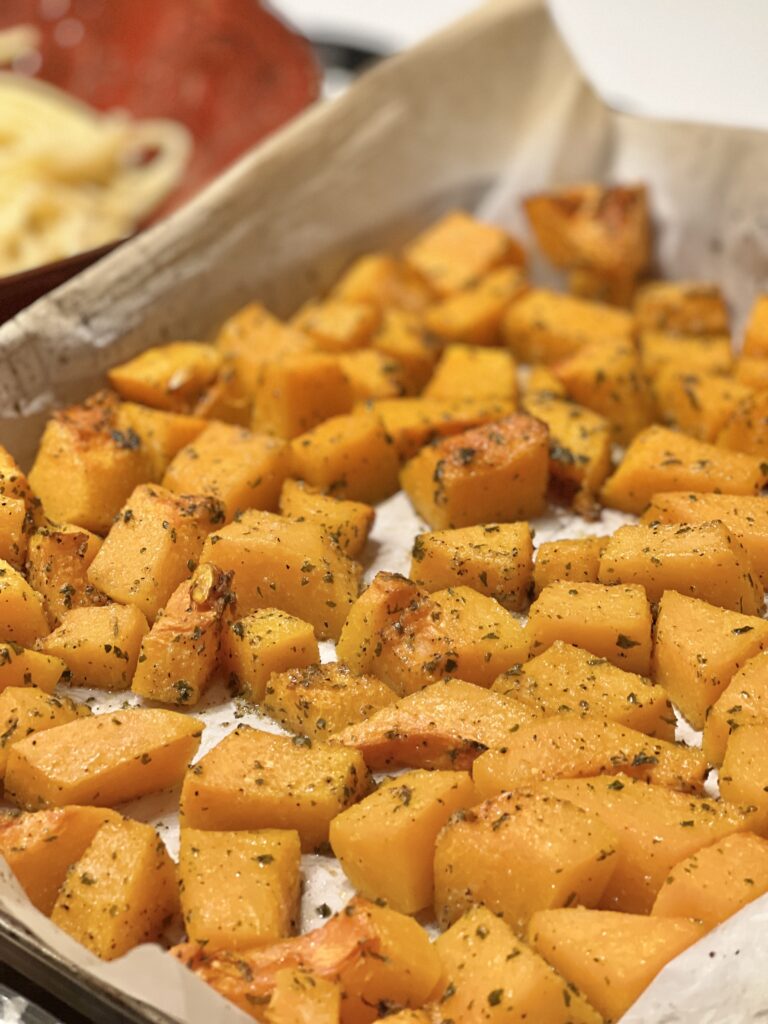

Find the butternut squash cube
[[652, 369, 752, 443], [263, 662, 397, 739], [252, 352, 354, 439], [491, 641, 674, 739], [132, 565, 233, 705], [113, 401, 208, 479], [331, 678, 534, 772], [279, 479, 374, 559], [434, 790, 619, 933], [221, 608, 318, 703], [528, 908, 705, 1022], [0, 560, 49, 648], [214, 302, 313, 395], [336, 349, 405, 402], [473, 717, 707, 801], [265, 968, 341, 1024], [162, 422, 289, 522], [180, 726, 370, 852], [639, 330, 733, 378], [652, 832, 768, 928], [107, 341, 222, 412], [423, 344, 518, 403], [528, 582, 652, 675], [293, 299, 380, 352], [717, 389, 768, 455], [436, 905, 602, 1024], [409, 522, 533, 611], [333, 252, 434, 312], [371, 309, 440, 394], [634, 280, 729, 334], [404, 211, 524, 296], [598, 521, 763, 614], [0, 805, 121, 914], [0, 687, 90, 777], [502, 288, 634, 363], [200, 510, 360, 640], [330, 769, 476, 914], [533, 536, 607, 595], [720, 725, 768, 828], [179, 827, 301, 950], [534, 775, 759, 913], [40, 603, 149, 691], [289, 412, 400, 504], [0, 496, 28, 568], [0, 445, 38, 512], [4, 707, 203, 809], [27, 525, 105, 627], [703, 651, 768, 765], [336, 572, 423, 674], [87, 484, 224, 622], [601, 425, 768, 514], [742, 294, 768, 358], [400, 414, 549, 530], [367, 396, 515, 461], [0, 644, 66, 695], [50, 818, 178, 959], [652, 590, 768, 729], [424, 264, 527, 346]]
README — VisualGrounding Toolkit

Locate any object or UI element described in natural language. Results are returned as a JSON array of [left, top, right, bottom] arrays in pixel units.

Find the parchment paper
[[1, 0, 768, 1019]]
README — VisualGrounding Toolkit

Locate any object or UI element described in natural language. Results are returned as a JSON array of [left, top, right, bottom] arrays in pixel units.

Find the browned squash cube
[[0, 644, 66, 695], [180, 725, 370, 851], [598, 521, 763, 614], [200, 510, 360, 640], [717, 389, 768, 455], [162, 421, 289, 522], [719, 725, 768, 828], [279, 478, 374, 559], [214, 302, 313, 394], [528, 581, 652, 675], [401, 414, 549, 530], [40, 603, 148, 691], [404, 210, 524, 296], [263, 662, 397, 739], [252, 352, 354, 439], [293, 299, 380, 352], [743, 294, 768, 358], [132, 564, 233, 705], [289, 412, 400, 504], [634, 280, 729, 334], [0, 560, 50, 648], [179, 827, 301, 950], [50, 818, 178, 959], [703, 651, 768, 765], [652, 590, 768, 729], [601, 425, 768, 514], [220, 608, 318, 703], [336, 571, 423, 673], [502, 288, 634, 363], [640, 330, 733, 378], [423, 344, 518, 403], [114, 401, 208, 478], [371, 309, 440, 394], [107, 341, 222, 412], [0, 687, 89, 777], [533, 535, 607, 595], [27, 524, 105, 627], [652, 368, 752, 442], [332, 252, 434, 312], [336, 349, 405, 402], [423, 265, 527, 346], [87, 484, 223, 622]]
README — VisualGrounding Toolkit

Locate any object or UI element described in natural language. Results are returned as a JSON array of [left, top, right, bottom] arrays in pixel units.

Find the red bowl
[[0, 0, 320, 321]]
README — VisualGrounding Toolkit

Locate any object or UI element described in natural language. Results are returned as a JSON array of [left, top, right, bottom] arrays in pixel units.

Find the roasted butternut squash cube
[[252, 352, 354, 439], [652, 368, 752, 442], [279, 479, 374, 559], [367, 396, 515, 461], [424, 344, 518, 403], [200, 510, 361, 640], [0, 644, 66, 695], [290, 412, 400, 504], [162, 422, 288, 522], [40, 603, 148, 691], [717, 389, 768, 456], [652, 590, 768, 729], [652, 832, 768, 928], [533, 536, 607, 595], [640, 330, 733, 378], [336, 572, 423, 674], [601, 425, 768, 514], [4, 707, 203, 809], [0, 496, 28, 568], [263, 662, 397, 739], [423, 265, 527, 346], [371, 310, 440, 394], [180, 726, 370, 852], [107, 341, 222, 412], [634, 281, 729, 334], [0, 806, 121, 914], [528, 582, 652, 675], [405, 211, 524, 296], [492, 640, 674, 739], [473, 717, 706, 801], [401, 414, 549, 530], [330, 769, 476, 914], [535, 775, 759, 913], [215, 302, 313, 394], [114, 402, 208, 479], [436, 905, 602, 1024], [0, 445, 38, 512], [336, 349, 405, 402], [502, 288, 634, 363], [265, 968, 341, 1024], [554, 341, 656, 445], [50, 818, 178, 959], [293, 300, 380, 353], [434, 790, 619, 933], [528, 908, 705, 1022], [132, 565, 233, 705], [331, 678, 534, 771], [703, 651, 768, 765], [0, 687, 89, 777], [28, 392, 153, 534], [333, 252, 434, 312], [27, 525, 105, 627], [221, 608, 318, 703], [87, 484, 223, 622], [179, 827, 301, 950], [598, 521, 763, 614], [720, 725, 768, 827], [409, 522, 532, 611], [0, 560, 50, 647]]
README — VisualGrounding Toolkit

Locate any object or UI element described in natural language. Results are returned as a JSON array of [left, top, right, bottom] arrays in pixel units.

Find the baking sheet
[[1, 0, 768, 1019]]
